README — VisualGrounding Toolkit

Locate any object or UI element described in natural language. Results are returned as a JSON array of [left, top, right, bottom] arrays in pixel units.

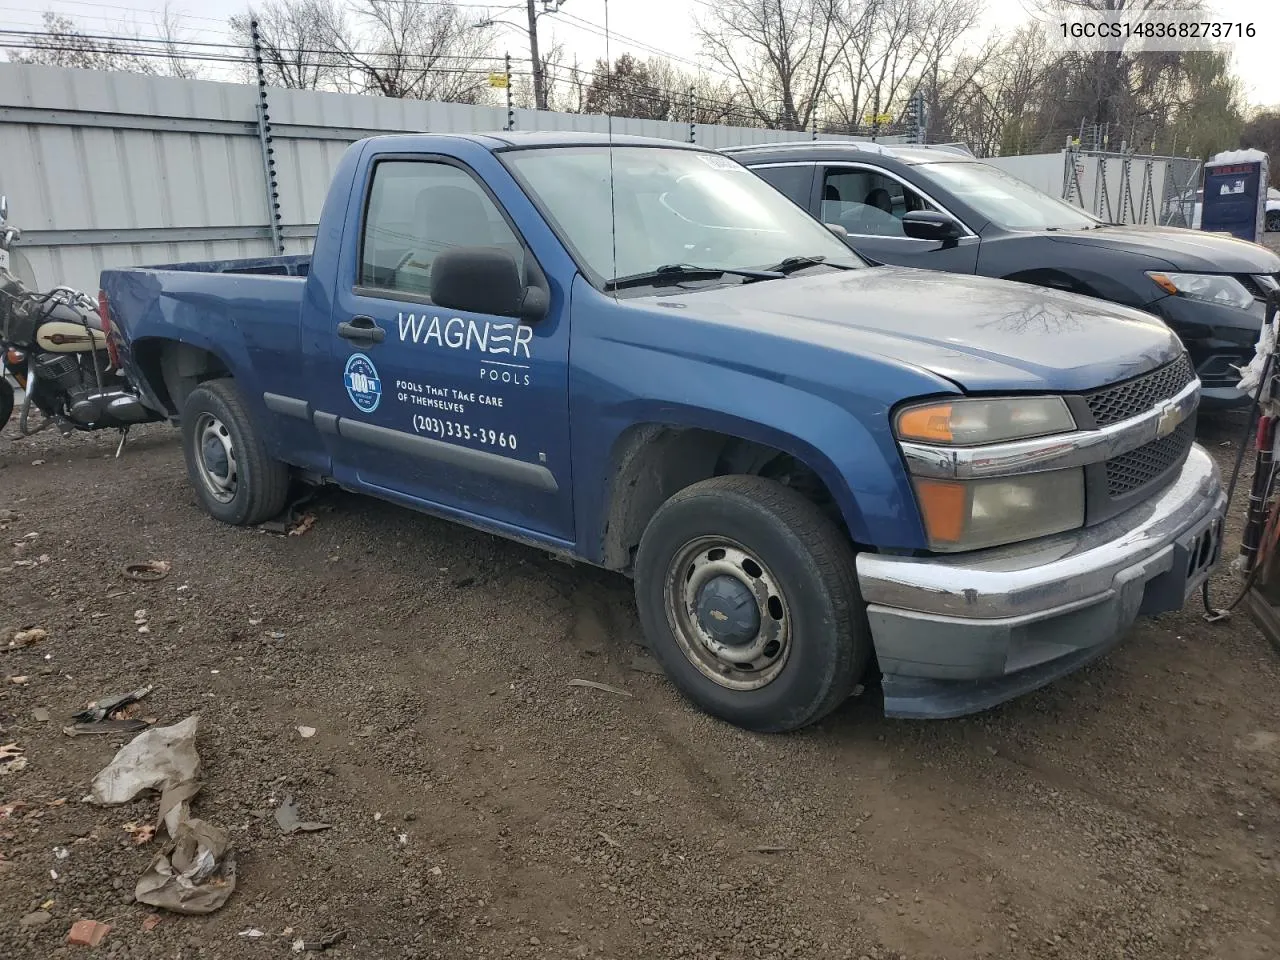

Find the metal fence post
[[688, 85, 695, 144], [504, 53, 514, 132], [250, 19, 284, 255]]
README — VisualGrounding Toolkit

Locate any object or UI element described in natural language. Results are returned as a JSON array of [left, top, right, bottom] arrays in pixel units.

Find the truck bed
[[146, 254, 311, 277]]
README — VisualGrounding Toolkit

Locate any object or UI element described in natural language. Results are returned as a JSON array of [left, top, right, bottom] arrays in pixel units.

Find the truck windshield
[[503, 146, 863, 289], [919, 161, 1099, 231]]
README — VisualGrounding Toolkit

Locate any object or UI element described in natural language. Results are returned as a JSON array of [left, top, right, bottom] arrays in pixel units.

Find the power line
[[0, 28, 523, 63]]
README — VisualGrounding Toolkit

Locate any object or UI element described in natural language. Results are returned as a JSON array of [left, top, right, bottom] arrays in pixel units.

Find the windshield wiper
[[604, 263, 782, 291], [764, 255, 855, 275]]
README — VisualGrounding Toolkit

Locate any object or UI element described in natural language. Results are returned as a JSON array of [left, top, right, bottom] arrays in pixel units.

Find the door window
[[821, 167, 936, 237], [752, 164, 814, 207], [359, 160, 523, 297]]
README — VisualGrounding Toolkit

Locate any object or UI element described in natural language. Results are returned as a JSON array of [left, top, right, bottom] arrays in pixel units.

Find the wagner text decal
[[397, 313, 534, 359]]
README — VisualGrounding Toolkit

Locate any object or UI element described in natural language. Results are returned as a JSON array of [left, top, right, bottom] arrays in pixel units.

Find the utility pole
[[525, 0, 566, 112], [527, 0, 544, 111]]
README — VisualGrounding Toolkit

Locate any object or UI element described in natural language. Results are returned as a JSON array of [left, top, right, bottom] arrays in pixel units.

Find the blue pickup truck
[[99, 132, 1226, 732]]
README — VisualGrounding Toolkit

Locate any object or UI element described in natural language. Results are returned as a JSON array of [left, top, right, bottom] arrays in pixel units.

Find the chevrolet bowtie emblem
[[1155, 399, 1181, 438]]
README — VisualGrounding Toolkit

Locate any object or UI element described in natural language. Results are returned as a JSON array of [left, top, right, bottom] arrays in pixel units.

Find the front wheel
[[634, 475, 871, 733], [181, 378, 289, 525], [1267, 210, 1280, 233]]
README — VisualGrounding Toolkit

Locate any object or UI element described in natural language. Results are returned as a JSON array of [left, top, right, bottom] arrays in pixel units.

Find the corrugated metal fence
[[0, 63, 888, 294]]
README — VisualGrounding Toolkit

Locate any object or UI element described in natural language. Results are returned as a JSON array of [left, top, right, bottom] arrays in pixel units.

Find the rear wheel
[[634, 475, 870, 733], [1267, 210, 1280, 233], [181, 379, 289, 525]]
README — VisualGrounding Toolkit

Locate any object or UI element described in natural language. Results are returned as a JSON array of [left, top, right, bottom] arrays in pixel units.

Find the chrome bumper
[[857, 444, 1225, 718]]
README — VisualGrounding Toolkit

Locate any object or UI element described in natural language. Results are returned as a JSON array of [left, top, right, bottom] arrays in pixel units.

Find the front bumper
[[857, 444, 1225, 719]]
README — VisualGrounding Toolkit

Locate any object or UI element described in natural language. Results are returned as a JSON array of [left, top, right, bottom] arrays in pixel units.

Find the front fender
[[569, 285, 957, 557]]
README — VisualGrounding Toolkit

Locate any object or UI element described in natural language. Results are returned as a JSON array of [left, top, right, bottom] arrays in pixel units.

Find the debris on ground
[[5, 627, 47, 650], [141, 914, 162, 932], [297, 726, 316, 739], [157, 779, 203, 838], [239, 928, 266, 938], [275, 795, 332, 835], [135, 817, 237, 915], [292, 931, 347, 953], [67, 919, 111, 947], [9, 675, 29, 685], [567, 678, 633, 698], [123, 821, 158, 845], [90, 716, 197, 805], [31, 707, 50, 722], [289, 513, 317, 536], [122, 560, 171, 582], [628, 654, 664, 676], [72, 684, 154, 725], [63, 720, 151, 737], [0, 742, 26, 775]]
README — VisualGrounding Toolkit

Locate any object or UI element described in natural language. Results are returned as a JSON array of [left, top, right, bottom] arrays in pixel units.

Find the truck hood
[[678, 266, 1183, 393], [1045, 224, 1280, 274]]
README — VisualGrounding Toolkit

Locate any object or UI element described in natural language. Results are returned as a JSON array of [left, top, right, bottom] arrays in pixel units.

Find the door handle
[[337, 315, 385, 344]]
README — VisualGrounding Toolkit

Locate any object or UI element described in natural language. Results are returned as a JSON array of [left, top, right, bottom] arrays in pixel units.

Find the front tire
[[181, 379, 289, 525], [1267, 210, 1280, 233], [634, 475, 870, 733]]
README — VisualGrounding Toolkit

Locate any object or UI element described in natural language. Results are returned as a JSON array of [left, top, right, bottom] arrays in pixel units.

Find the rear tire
[[1267, 210, 1280, 233], [634, 475, 870, 733], [181, 378, 289, 526]]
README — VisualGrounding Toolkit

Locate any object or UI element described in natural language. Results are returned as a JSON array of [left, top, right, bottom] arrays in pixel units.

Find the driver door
[[308, 155, 574, 542], [821, 165, 979, 272]]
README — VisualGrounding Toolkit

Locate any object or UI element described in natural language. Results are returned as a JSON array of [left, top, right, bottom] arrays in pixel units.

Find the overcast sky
[[2, 0, 1276, 106]]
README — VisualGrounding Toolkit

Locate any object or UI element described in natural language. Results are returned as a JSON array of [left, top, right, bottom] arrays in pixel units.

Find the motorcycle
[[1, 194, 162, 454]]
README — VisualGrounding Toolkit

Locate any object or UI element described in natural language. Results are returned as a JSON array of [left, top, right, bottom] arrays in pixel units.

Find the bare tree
[[324, 0, 499, 103], [230, 0, 348, 90], [6, 9, 202, 78], [696, 0, 856, 130], [826, 0, 980, 136]]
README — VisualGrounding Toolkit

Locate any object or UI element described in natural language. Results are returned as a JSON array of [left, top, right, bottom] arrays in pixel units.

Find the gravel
[[1, 407, 1277, 960]]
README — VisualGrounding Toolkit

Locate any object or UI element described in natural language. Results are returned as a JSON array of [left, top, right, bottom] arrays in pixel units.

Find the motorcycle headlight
[[895, 396, 1075, 445], [1147, 271, 1254, 311], [912, 469, 1085, 552]]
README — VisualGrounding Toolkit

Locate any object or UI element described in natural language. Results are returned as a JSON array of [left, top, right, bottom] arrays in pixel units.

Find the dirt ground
[[1, 404, 1278, 960]]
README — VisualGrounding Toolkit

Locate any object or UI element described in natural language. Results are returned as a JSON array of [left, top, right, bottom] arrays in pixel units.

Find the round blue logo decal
[[344, 353, 381, 413]]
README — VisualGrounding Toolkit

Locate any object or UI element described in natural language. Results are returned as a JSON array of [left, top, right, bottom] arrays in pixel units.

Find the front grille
[[1104, 419, 1195, 498], [1084, 355, 1195, 427]]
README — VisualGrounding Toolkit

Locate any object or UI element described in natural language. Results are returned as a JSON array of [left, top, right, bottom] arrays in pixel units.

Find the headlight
[[913, 469, 1085, 552], [895, 396, 1075, 445], [1147, 271, 1254, 311]]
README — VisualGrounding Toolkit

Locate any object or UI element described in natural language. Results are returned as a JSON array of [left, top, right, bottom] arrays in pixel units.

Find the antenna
[[604, 0, 617, 298]]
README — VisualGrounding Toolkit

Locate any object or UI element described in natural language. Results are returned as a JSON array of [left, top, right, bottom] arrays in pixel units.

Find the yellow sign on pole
[[488, 73, 509, 88], [863, 112, 893, 126]]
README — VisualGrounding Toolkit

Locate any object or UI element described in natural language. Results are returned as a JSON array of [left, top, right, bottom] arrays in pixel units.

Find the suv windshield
[[919, 160, 1099, 231], [503, 146, 862, 289]]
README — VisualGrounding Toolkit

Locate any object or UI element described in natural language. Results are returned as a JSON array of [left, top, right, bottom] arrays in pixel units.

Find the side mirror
[[902, 210, 964, 242], [429, 246, 547, 323], [825, 223, 848, 238]]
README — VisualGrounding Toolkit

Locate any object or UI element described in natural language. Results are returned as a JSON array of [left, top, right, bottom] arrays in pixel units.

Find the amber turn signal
[[895, 402, 954, 443]]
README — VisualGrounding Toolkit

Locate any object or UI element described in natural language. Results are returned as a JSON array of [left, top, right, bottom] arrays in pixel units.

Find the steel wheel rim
[[194, 412, 238, 504], [663, 536, 791, 691]]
